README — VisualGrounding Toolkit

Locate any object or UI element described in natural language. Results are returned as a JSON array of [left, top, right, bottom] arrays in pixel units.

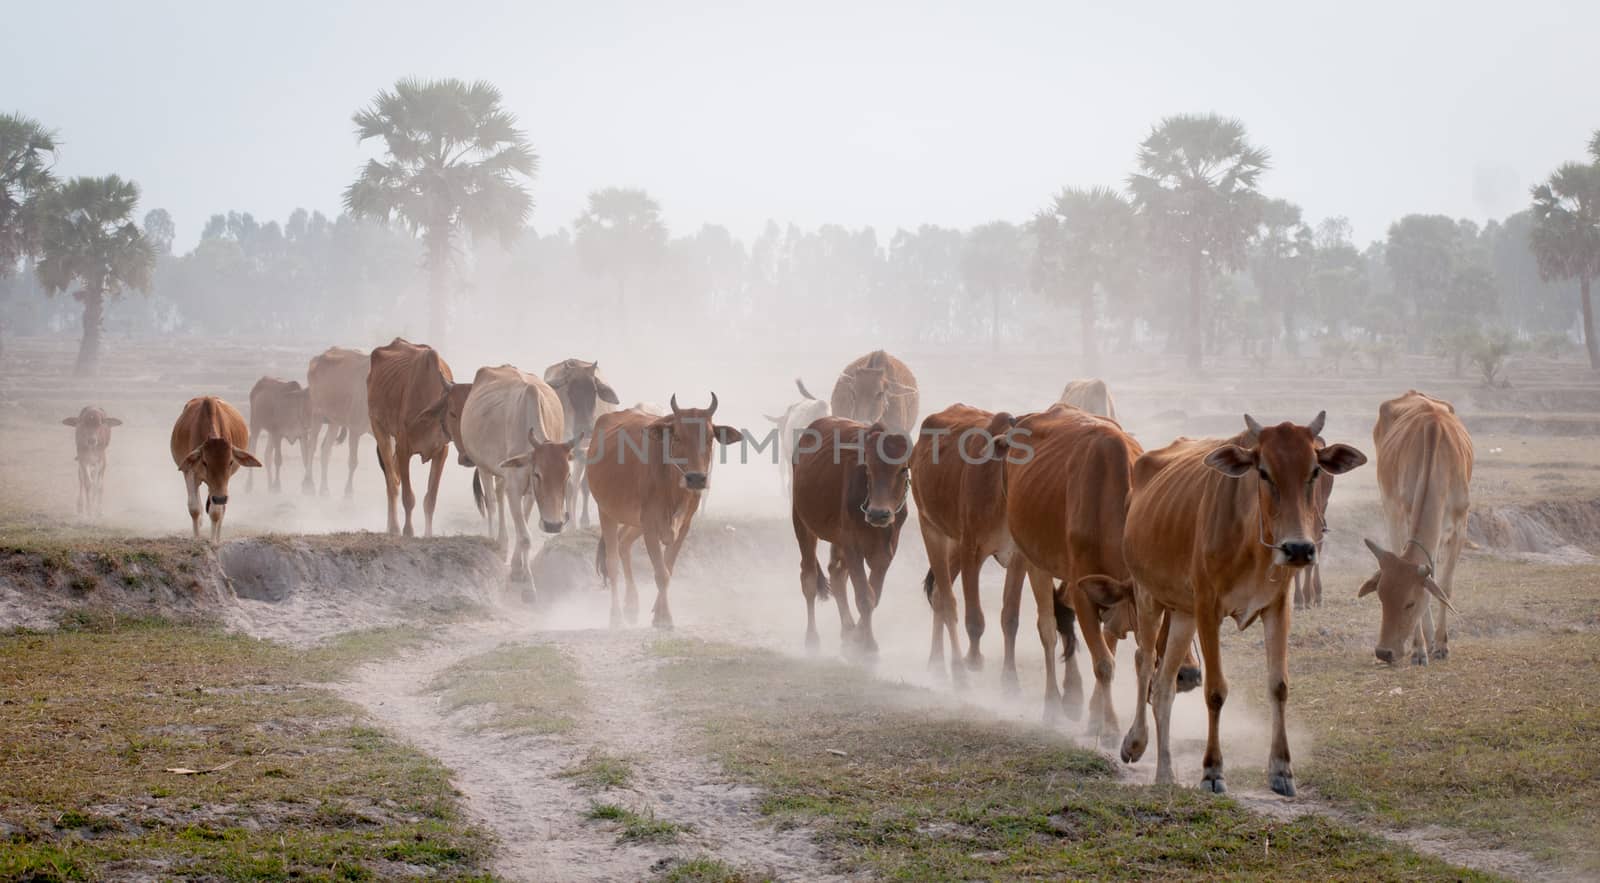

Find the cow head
[[651, 393, 741, 492], [63, 407, 121, 465], [1359, 538, 1456, 664], [853, 423, 911, 528], [1204, 412, 1367, 568], [415, 382, 473, 465], [547, 359, 619, 436], [180, 436, 262, 514], [841, 365, 895, 425], [500, 429, 584, 534]]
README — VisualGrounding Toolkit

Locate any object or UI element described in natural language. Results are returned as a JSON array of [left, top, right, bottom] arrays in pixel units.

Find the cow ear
[[104, 418, 122, 427], [63, 417, 80, 427], [500, 453, 532, 470], [1204, 444, 1256, 478], [1077, 575, 1134, 608], [1318, 443, 1368, 475], [1358, 572, 1380, 598], [180, 445, 205, 471], [713, 424, 742, 445], [233, 447, 264, 468], [595, 380, 620, 405], [1423, 577, 1457, 613]]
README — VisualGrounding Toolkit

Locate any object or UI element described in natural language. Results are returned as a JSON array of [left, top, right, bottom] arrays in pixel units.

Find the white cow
[[763, 378, 832, 500]]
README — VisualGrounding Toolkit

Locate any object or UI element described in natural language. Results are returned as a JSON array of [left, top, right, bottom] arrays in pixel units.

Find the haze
[[6, 0, 1593, 248]]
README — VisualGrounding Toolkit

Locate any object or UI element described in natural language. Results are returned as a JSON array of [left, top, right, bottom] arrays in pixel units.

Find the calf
[[792, 416, 911, 658], [170, 396, 262, 542], [247, 377, 316, 494], [62, 406, 121, 518]]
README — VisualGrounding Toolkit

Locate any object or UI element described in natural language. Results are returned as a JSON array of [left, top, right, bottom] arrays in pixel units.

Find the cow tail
[[472, 471, 486, 518], [814, 568, 831, 601], [922, 568, 935, 606], [1053, 581, 1077, 661]]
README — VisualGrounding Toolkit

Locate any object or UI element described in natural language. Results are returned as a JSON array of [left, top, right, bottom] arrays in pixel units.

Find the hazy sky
[[6, 0, 1595, 251]]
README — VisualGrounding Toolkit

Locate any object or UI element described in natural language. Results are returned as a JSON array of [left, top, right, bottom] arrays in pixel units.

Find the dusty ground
[[2, 334, 1598, 881]]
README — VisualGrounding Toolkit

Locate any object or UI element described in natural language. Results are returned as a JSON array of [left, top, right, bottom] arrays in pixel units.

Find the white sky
[[5, 0, 1594, 251]]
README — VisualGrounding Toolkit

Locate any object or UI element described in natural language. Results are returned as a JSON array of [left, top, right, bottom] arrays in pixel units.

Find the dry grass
[[429, 642, 585, 735]]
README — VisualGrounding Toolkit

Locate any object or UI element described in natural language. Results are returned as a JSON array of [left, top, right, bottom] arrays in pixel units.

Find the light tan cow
[[829, 350, 919, 435], [367, 338, 456, 537], [1058, 379, 1117, 420], [1107, 414, 1366, 797], [62, 406, 121, 518], [246, 377, 316, 494], [1361, 391, 1473, 665], [544, 358, 618, 528], [170, 396, 262, 542], [307, 346, 370, 498], [458, 365, 575, 589]]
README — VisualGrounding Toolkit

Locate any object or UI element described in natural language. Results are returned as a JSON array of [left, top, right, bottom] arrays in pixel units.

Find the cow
[[829, 350, 919, 435], [1107, 413, 1366, 797], [586, 393, 741, 629], [1003, 404, 1143, 739], [909, 403, 1026, 687], [307, 346, 370, 498], [246, 377, 316, 494], [544, 358, 619, 528], [169, 396, 262, 542], [457, 365, 575, 588], [367, 338, 458, 537], [1361, 391, 1473, 665], [763, 378, 831, 499], [1058, 379, 1117, 420], [792, 416, 912, 658], [62, 406, 121, 518]]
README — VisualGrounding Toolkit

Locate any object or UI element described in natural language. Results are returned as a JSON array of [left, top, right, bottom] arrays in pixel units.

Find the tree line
[[2, 82, 1597, 375]]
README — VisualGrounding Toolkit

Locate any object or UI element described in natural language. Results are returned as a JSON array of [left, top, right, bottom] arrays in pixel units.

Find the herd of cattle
[[60, 342, 1475, 795]]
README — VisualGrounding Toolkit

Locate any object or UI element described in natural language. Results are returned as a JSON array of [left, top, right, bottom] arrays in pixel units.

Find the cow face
[[1359, 538, 1455, 664], [548, 360, 619, 435], [414, 383, 473, 464], [500, 430, 582, 534], [857, 425, 911, 528], [180, 437, 263, 507], [842, 366, 892, 424], [1205, 412, 1367, 568], [651, 393, 741, 492], [64, 408, 121, 467]]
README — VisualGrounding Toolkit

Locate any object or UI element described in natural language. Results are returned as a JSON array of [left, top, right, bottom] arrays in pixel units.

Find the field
[[2, 334, 1598, 881]]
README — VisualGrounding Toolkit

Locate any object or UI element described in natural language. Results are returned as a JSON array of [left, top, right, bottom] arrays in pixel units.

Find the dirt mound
[[1467, 499, 1600, 564], [0, 539, 230, 631]]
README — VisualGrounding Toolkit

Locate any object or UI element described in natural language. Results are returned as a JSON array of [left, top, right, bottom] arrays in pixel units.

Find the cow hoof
[[1120, 730, 1146, 764], [949, 663, 968, 690], [1177, 665, 1202, 693], [926, 658, 947, 679], [520, 586, 538, 606], [653, 615, 674, 631], [1200, 774, 1226, 794], [1431, 646, 1449, 661], [805, 633, 820, 655], [1042, 702, 1060, 727], [1410, 650, 1428, 666], [1269, 773, 1296, 797], [964, 652, 984, 672], [1062, 696, 1083, 723], [609, 609, 624, 629], [1000, 669, 1020, 697]]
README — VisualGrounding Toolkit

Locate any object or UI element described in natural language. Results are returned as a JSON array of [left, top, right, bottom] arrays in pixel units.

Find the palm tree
[[344, 78, 536, 342], [1033, 187, 1141, 371], [960, 220, 1026, 352], [35, 176, 155, 375], [1529, 137, 1600, 370], [1, 112, 58, 272], [1251, 198, 1313, 357], [574, 188, 667, 331], [1128, 113, 1269, 371]]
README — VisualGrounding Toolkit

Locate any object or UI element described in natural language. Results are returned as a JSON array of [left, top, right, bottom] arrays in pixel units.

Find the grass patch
[[584, 802, 690, 844], [0, 622, 493, 880], [294, 625, 439, 680], [560, 750, 635, 791], [658, 855, 760, 882], [651, 638, 1496, 882], [429, 642, 584, 735]]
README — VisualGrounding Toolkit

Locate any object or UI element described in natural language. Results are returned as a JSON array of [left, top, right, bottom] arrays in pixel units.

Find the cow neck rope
[[1403, 537, 1437, 576]]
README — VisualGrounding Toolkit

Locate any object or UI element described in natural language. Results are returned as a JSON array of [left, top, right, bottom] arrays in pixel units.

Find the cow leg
[[1310, 562, 1324, 607], [184, 470, 202, 538], [827, 547, 855, 644], [246, 429, 260, 491], [1068, 583, 1120, 750], [299, 428, 316, 494], [343, 427, 361, 499], [1292, 569, 1306, 610], [271, 433, 285, 493], [619, 526, 643, 624], [1027, 566, 1064, 724], [845, 551, 877, 659], [562, 462, 581, 533], [397, 446, 417, 537], [1433, 529, 1465, 660], [1150, 609, 1197, 786], [373, 431, 401, 535], [999, 561, 1025, 695], [642, 527, 674, 630], [599, 514, 624, 627], [76, 462, 89, 515], [94, 461, 107, 519], [487, 469, 507, 547], [958, 545, 987, 672], [422, 448, 447, 538], [317, 422, 335, 496], [1261, 596, 1295, 796], [579, 473, 594, 529], [1120, 589, 1163, 764], [920, 525, 960, 680], [1196, 602, 1229, 794], [505, 470, 534, 589], [793, 507, 823, 653], [208, 478, 226, 544]]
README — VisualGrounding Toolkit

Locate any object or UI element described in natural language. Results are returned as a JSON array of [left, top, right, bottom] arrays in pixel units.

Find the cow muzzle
[[683, 472, 708, 491], [863, 507, 894, 528], [1374, 646, 1396, 665], [1278, 540, 1316, 566], [540, 519, 565, 534], [206, 495, 228, 513]]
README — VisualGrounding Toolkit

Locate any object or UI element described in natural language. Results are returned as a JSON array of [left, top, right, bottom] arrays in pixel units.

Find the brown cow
[[910, 404, 1025, 686], [170, 396, 262, 542], [62, 406, 122, 518], [544, 358, 619, 529], [1004, 404, 1142, 739], [1361, 391, 1472, 665], [586, 394, 741, 629], [307, 346, 369, 498], [793, 416, 912, 658], [1293, 450, 1335, 610], [246, 377, 316, 494], [1058, 379, 1117, 420], [367, 338, 458, 537], [1109, 414, 1366, 796], [829, 350, 919, 435]]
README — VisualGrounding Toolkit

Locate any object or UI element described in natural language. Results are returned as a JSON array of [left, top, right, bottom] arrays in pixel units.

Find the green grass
[[584, 803, 691, 844], [429, 642, 584, 735], [294, 625, 440, 680], [657, 855, 764, 882], [0, 622, 495, 881], [560, 750, 635, 791], [649, 638, 1497, 882]]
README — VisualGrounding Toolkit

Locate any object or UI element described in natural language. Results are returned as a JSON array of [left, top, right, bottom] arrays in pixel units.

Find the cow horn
[[1307, 410, 1327, 437], [708, 391, 718, 416], [1243, 414, 1264, 437], [670, 394, 681, 415]]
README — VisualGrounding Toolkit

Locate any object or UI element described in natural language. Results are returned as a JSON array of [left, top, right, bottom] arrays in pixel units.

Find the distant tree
[[34, 176, 155, 374], [344, 77, 536, 343], [887, 225, 964, 342], [1033, 187, 1141, 370], [961, 220, 1027, 352], [1385, 215, 1497, 355], [574, 187, 667, 330], [1469, 330, 1517, 387], [142, 208, 175, 256], [1250, 198, 1314, 356], [1529, 138, 1600, 370], [1306, 217, 1368, 335], [0, 112, 58, 273], [1128, 113, 1269, 371]]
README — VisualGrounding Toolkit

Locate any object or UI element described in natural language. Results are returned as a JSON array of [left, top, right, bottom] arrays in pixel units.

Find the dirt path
[[333, 620, 839, 882]]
